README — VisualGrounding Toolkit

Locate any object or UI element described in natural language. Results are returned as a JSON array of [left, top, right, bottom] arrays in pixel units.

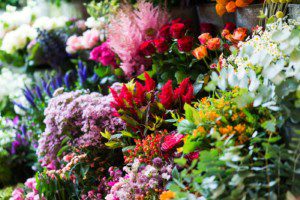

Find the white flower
[[33, 16, 68, 30], [1, 25, 37, 54], [162, 173, 171, 180], [201, 176, 218, 191]]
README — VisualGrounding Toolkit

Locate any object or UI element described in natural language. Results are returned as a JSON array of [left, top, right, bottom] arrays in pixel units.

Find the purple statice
[[105, 158, 172, 200], [37, 89, 125, 168]]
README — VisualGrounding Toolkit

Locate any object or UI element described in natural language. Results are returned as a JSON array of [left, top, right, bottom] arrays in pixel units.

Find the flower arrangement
[[0, 1, 299, 200]]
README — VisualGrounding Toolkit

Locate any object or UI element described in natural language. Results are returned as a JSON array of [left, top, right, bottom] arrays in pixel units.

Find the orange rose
[[221, 29, 231, 38], [207, 38, 221, 50], [216, 3, 227, 16], [198, 33, 212, 45], [192, 45, 208, 60], [232, 27, 248, 41], [226, 1, 237, 13], [160, 191, 175, 200]]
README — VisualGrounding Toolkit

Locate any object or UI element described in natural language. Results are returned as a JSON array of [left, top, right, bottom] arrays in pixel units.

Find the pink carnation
[[66, 35, 83, 54], [81, 29, 100, 49], [90, 42, 117, 68]]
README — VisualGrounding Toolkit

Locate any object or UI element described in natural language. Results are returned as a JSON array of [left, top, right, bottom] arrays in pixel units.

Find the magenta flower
[[90, 42, 117, 68]]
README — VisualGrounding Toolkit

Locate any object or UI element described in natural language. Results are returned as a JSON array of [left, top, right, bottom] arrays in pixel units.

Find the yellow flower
[[160, 191, 176, 200], [234, 124, 246, 134]]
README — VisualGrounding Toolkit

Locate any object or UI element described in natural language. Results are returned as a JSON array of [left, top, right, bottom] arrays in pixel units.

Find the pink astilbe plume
[[108, 0, 169, 77]]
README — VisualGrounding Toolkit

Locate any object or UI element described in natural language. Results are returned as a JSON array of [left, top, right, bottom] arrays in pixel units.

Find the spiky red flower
[[161, 133, 184, 152], [144, 72, 156, 92], [174, 78, 194, 104], [159, 80, 175, 109]]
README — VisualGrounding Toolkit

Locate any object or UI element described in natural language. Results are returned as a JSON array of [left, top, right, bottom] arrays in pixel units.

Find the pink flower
[[11, 188, 24, 200], [90, 42, 117, 67], [66, 35, 83, 54], [81, 29, 100, 49], [25, 178, 37, 191]]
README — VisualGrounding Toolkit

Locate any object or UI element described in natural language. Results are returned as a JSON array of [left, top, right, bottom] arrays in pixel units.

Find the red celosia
[[144, 72, 156, 92], [161, 133, 184, 152], [159, 80, 175, 109], [174, 78, 194, 104]]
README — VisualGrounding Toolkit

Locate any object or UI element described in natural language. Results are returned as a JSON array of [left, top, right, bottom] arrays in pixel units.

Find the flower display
[[0, 1, 299, 200]]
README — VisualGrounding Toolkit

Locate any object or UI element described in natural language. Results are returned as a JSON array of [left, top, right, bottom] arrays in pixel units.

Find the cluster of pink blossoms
[[107, 0, 169, 77], [11, 178, 45, 200], [37, 89, 125, 169], [66, 29, 101, 54]]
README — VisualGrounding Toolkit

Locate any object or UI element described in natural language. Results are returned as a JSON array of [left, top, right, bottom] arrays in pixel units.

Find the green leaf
[[121, 131, 137, 138], [262, 119, 276, 132], [175, 71, 188, 83], [174, 158, 187, 166], [57, 145, 69, 157], [95, 66, 111, 78], [101, 130, 111, 140], [172, 167, 180, 180], [178, 119, 196, 134], [105, 141, 122, 148]]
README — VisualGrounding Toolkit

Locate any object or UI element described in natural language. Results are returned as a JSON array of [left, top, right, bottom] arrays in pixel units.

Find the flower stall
[[0, 0, 299, 199]]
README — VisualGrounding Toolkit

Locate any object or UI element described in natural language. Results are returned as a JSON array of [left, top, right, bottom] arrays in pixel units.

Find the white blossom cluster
[[206, 20, 300, 110], [0, 68, 32, 114], [0, 4, 69, 54]]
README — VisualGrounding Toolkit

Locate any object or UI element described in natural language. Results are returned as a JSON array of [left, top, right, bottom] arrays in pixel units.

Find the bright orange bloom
[[232, 27, 248, 41], [226, 1, 237, 13], [198, 33, 212, 45], [207, 38, 221, 51], [192, 45, 208, 60], [160, 191, 176, 200], [216, 3, 227, 16], [217, 0, 229, 6], [221, 29, 231, 38], [235, 0, 252, 7]]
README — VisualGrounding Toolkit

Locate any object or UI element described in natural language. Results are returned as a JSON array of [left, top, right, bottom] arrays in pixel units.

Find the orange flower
[[198, 33, 212, 45], [160, 191, 176, 200], [226, 1, 237, 13], [235, 0, 252, 7], [221, 29, 231, 38], [192, 45, 208, 60], [206, 38, 221, 51], [217, 0, 229, 6], [232, 27, 248, 41], [216, 3, 227, 16]]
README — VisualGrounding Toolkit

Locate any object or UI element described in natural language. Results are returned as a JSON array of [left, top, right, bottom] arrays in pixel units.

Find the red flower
[[175, 78, 194, 104], [185, 151, 200, 161], [144, 72, 156, 92], [161, 133, 184, 152], [206, 38, 221, 51], [159, 24, 171, 39], [177, 36, 194, 52], [171, 18, 183, 24], [224, 22, 236, 32], [134, 82, 146, 105], [170, 23, 186, 39], [139, 40, 155, 56], [154, 38, 169, 53], [159, 80, 175, 109], [199, 23, 214, 34]]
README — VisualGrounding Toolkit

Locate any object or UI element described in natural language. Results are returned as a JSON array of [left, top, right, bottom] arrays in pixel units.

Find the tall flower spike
[[144, 72, 156, 91], [159, 80, 175, 109]]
